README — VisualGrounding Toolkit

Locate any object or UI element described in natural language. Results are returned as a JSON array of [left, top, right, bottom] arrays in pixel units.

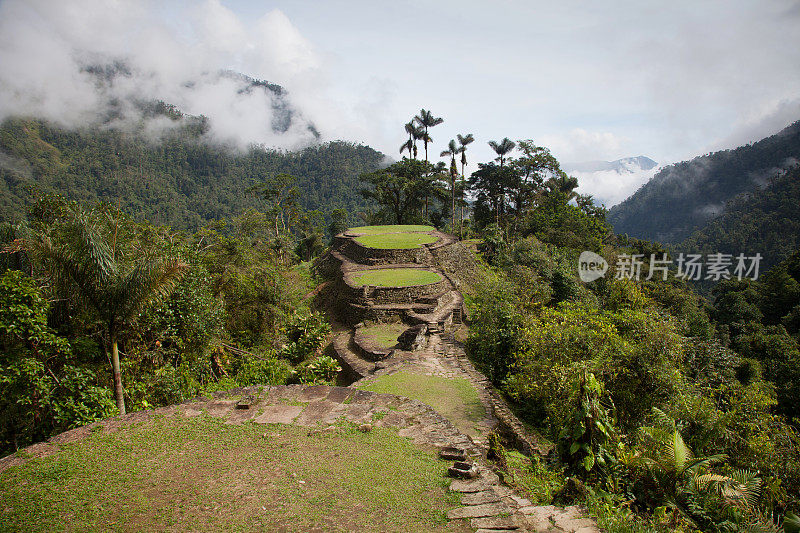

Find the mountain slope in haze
[[607, 121, 800, 243], [678, 163, 800, 273], [80, 62, 320, 142], [0, 118, 382, 229]]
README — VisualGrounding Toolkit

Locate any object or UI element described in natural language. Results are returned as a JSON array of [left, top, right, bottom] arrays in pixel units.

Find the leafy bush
[[235, 353, 292, 386], [281, 310, 331, 364], [0, 270, 115, 454], [290, 355, 341, 385], [557, 372, 621, 484]]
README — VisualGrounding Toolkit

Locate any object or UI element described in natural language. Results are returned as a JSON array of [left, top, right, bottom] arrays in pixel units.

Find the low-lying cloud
[[0, 0, 325, 149]]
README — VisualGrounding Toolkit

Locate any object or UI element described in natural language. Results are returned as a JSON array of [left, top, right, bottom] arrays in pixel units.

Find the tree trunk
[[111, 337, 126, 415], [460, 162, 466, 239], [451, 175, 455, 230]]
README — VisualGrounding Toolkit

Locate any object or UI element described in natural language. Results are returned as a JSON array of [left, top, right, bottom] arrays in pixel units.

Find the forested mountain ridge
[[0, 118, 383, 229], [608, 120, 800, 243], [678, 163, 800, 273]]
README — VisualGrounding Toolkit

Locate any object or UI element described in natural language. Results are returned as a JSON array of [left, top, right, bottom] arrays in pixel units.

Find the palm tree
[[400, 139, 413, 159], [402, 121, 424, 159], [633, 408, 789, 531], [545, 172, 579, 201], [25, 208, 186, 414], [488, 137, 516, 167], [487, 137, 516, 222], [440, 139, 459, 228], [414, 108, 444, 163], [457, 133, 475, 177], [456, 134, 474, 237]]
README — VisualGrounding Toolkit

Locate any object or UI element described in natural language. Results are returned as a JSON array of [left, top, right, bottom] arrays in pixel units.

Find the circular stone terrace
[[349, 267, 443, 288], [347, 225, 438, 249]]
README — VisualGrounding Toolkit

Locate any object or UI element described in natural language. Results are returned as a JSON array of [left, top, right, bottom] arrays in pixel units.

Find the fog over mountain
[[0, 1, 325, 150], [607, 120, 800, 243], [564, 156, 660, 207]]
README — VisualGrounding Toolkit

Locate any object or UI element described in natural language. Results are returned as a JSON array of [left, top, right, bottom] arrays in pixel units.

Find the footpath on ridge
[[314, 225, 600, 533]]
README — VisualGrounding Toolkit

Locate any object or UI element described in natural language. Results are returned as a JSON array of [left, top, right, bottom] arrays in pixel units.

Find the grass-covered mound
[[0, 416, 467, 532], [348, 225, 435, 234], [355, 232, 438, 249], [350, 268, 442, 287], [356, 371, 485, 438], [358, 323, 407, 348]]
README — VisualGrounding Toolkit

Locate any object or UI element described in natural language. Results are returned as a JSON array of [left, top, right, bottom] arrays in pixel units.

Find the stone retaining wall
[[430, 241, 486, 294], [359, 278, 450, 304], [352, 328, 393, 361], [341, 238, 428, 265]]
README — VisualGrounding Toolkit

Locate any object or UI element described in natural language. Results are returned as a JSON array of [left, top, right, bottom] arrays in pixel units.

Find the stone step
[[446, 502, 512, 519], [470, 515, 519, 529]]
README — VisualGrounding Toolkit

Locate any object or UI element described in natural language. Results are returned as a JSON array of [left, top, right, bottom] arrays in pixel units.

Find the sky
[[1, 0, 799, 206]]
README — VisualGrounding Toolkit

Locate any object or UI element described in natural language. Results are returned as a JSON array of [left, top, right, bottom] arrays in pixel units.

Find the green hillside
[[679, 164, 800, 272], [0, 118, 384, 229], [608, 120, 800, 243]]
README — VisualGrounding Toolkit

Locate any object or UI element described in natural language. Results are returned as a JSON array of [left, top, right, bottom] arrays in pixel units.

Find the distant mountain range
[[608, 120, 800, 244]]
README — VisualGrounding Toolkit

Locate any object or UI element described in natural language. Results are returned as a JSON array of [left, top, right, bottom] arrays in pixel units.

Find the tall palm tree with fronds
[[440, 139, 459, 228], [457, 133, 475, 177], [400, 139, 413, 159], [456, 134, 474, 237], [414, 108, 444, 163], [488, 137, 516, 167], [488, 137, 516, 223], [402, 121, 423, 159], [24, 208, 186, 415]]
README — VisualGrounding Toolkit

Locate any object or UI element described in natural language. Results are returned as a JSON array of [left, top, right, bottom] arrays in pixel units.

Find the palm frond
[[651, 407, 677, 430], [669, 429, 693, 474], [784, 512, 800, 533], [115, 258, 188, 324], [741, 514, 783, 533]]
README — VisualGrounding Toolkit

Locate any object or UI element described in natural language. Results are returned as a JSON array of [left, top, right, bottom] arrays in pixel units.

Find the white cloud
[[712, 97, 800, 151], [0, 0, 326, 149], [538, 129, 630, 163], [573, 166, 659, 208]]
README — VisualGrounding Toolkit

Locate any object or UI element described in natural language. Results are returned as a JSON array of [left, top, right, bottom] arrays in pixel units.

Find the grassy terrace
[[348, 225, 434, 234], [0, 416, 468, 532], [350, 268, 442, 287], [355, 232, 437, 249], [356, 371, 485, 438], [358, 322, 408, 348]]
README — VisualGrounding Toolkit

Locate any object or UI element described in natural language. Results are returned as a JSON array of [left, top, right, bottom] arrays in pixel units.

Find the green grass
[[359, 323, 408, 348], [354, 232, 438, 249], [350, 268, 442, 287], [0, 416, 469, 533], [356, 371, 485, 438], [349, 225, 434, 234], [502, 450, 566, 505]]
